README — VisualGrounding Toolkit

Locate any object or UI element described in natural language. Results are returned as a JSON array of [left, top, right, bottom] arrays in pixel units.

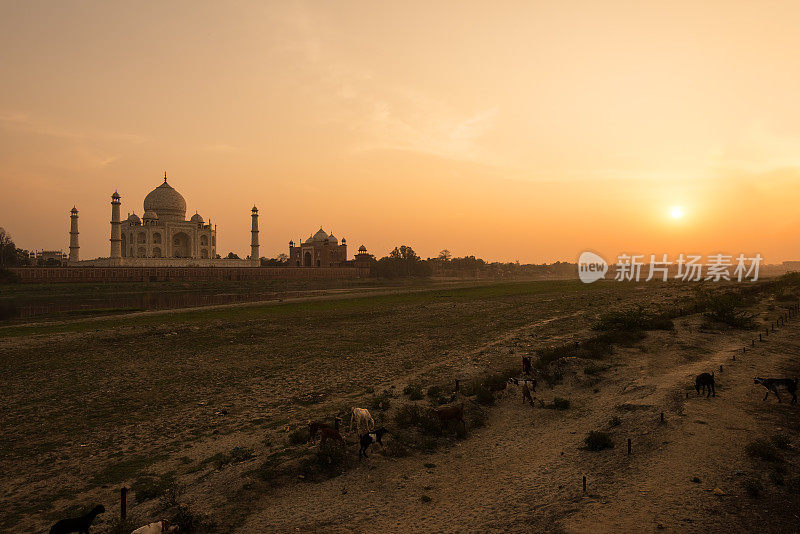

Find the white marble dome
[[144, 178, 186, 222]]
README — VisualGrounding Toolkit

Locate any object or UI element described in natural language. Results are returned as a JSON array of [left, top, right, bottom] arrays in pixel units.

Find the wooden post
[[120, 487, 127, 522], [660, 412, 664, 423], [752, 339, 755, 347], [583, 475, 587, 493], [627, 438, 631, 454], [760, 333, 762, 342], [685, 391, 689, 399], [719, 365, 723, 372]]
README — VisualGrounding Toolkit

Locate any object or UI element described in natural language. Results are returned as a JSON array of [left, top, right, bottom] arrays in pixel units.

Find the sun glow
[[670, 206, 684, 219]]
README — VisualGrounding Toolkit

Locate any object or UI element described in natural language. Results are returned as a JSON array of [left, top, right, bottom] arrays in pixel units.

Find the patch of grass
[[131, 471, 176, 504], [298, 441, 352, 481], [420, 494, 432, 503], [594, 307, 674, 332], [546, 397, 571, 410], [584, 431, 614, 451], [201, 446, 255, 469], [403, 384, 424, 401], [746, 439, 782, 462], [584, 363, 607, 376], [426, 385, 442, 399], [423, 462, 436, 468], [608, 416, 622, 427]]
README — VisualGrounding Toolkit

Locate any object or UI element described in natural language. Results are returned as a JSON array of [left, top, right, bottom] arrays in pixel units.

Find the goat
[[131, 520, 178, 534], [49, 505, 105, 534], [522, 355, 532, 376], [695, 372, 715, 398], [308, 417, 345, 447], [754, 377, 798, 404], [349, 407, 374, 435], [521, 381, 535, 406], [434, 402, 465, 429], [359, 427, 388, 459]]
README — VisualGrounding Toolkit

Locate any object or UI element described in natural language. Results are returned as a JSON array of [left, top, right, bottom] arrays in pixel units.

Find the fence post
[[121, 487, 127, 522], [583, 475, 587, 493], [627, 438, 631, 454]]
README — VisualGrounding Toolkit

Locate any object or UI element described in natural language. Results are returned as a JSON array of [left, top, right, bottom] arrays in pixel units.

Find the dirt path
[[238, 321, 800, 533]]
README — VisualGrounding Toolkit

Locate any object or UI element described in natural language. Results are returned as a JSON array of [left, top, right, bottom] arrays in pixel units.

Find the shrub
[[298, 441, 351, 481], [584, 431, 614, 451], [547, 397, 570, 410], [131, 472, 176, 504], [427, 385, 442, 399], [289, 427, 310, 445], [420, 495, 432, 503], [474, 386, 495, 406], [369, 392, 392, 411], [403, 384, 424, 400], [393, 404, 440, 435], [608, 416, 622, 427], [770, 434, 792, 450], [703, 294, 755, 329], [744, 478, 763, 498], [746, 439, 782, 462]]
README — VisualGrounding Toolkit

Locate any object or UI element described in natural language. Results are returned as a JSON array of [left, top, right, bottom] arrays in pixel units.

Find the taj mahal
[[66, 174, 372, 269], [68, 173, 261, 267]]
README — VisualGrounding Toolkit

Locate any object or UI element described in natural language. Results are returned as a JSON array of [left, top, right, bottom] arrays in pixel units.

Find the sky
[[2, 0, 800, 263]]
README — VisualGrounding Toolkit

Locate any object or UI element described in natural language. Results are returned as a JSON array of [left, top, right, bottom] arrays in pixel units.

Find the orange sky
[[2, 0, 800, 263]]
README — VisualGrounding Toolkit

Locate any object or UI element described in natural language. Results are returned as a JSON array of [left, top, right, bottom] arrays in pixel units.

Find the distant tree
[[375, 245, 430, 278], [0, 228, 26, 267], [226, 252, 240, 259], [261, 253, 290, 267], [438, 249, 452, 261]]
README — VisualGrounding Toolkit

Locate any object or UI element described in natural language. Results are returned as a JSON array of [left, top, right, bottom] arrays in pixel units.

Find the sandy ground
[[239, 317, 800, 533], [2, 281, 799, 533]]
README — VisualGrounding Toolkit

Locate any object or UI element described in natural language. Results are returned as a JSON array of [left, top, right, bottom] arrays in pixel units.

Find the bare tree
[[438, 249, 452, 261]]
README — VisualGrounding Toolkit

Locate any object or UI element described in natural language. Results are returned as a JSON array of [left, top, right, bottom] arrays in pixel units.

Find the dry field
[[2, 279, 800, 533]]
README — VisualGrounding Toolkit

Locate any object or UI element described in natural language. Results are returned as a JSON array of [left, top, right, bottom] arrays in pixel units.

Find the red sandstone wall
[[8, 266, 371, 283]]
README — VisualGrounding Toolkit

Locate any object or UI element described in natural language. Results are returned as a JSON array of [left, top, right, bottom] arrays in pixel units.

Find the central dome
[[143, 177, 186, 222]]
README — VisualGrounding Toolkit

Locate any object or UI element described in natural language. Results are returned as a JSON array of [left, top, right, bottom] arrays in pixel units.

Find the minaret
[[69, 206, 80, 263], [110, 191, 122, 264], [251, 205, 260, 265]]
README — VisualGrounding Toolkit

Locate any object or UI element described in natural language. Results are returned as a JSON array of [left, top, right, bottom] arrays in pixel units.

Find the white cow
[[349, 407, 375, 434]]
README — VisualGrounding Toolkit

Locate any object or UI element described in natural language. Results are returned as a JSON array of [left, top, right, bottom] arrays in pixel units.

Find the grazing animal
[[521, 381, 535, 406], [359, 427, 388, 459], [434, 402, 465, 429], [131, 520, 178, 534], [695, 372, 716, 398], [350, 407, 374, 434], [754, 377, 798, 404], [49, 505, 105, 534], [308, 417, 345, 447], [522, 355, 532, 376]]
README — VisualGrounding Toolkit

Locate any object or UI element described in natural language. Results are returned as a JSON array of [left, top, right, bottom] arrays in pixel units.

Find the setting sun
[[670, 206, 685, 219]]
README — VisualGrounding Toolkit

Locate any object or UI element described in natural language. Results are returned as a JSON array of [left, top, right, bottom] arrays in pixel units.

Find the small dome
[[190, 212, 204, 224], [328, 233, 338, 245], [127, 212, 141, 224], [70, 206, 78, 214], [143, 177, 186, 222], [111, 191, 120, 199], [143, 210, 159, 220], [358, 245, 367, 252], [312, 228, 328, 241]]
